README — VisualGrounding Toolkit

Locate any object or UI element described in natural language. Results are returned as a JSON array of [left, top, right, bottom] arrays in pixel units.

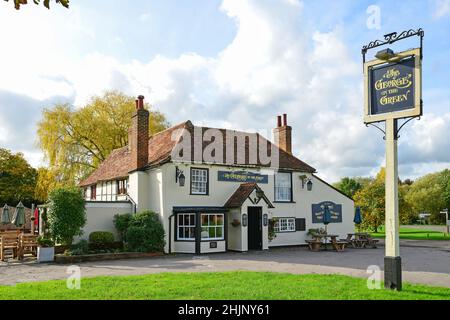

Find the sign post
[[362, 29, 424, 291]]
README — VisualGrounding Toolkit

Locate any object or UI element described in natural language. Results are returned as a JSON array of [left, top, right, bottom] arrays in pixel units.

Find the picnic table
[[306, 234, 347, 252], [345, 233, 379, 249]]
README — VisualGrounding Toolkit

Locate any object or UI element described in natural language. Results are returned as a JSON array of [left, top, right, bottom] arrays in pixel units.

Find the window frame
[[117, 179, 128, 195], [273, 217, 296, 233], [274, 171, 293, 202], [200, 213, 225, 241], [176, 213, 196, 241], [90, 184, 97, 200], [190, 167, 209, 196]]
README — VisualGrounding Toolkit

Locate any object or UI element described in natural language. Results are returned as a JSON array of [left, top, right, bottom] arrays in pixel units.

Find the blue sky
[[0, 0, 449, 182]]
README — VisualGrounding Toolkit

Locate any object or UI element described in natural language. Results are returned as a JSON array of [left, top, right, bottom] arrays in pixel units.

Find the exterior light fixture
[[300, 175, 313, 191], [263, 214, 268, 227], [375, 48, 396, 61], [307, 180, 313, 191], [175, 166, 185, 187], [242, 214, 248, 227], [254, 188, 265, 203]]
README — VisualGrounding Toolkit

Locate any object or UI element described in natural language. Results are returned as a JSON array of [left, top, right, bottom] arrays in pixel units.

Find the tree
[[34, 167, 62, 203], [405, 170, 449, 225], [0, 148, 37, 207], [333, 177, 362, 198], [353, 168, 413, 231], [4, 0, 69, 10], [47, 186, 86, 245], [37, 91, 170, 184]]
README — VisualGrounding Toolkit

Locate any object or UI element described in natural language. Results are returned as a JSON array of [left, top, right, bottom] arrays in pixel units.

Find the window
[[201, 214, 224, 240], [191, 168, 208, 195], [90, 185, 96, 200], [274, 217, 295, 233], [117, 179, 128, 195], [177, 213, 195, 240], [274, 172, 292, 202]]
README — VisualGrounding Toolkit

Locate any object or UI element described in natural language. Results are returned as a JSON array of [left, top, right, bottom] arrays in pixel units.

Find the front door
[[247, 207, 263, 250]]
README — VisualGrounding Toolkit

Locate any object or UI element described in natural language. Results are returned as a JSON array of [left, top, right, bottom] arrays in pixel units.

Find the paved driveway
[[1, 243, 449, 288]]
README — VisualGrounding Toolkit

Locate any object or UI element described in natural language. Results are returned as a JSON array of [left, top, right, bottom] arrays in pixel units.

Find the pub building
[[79, 96, 354, 254]]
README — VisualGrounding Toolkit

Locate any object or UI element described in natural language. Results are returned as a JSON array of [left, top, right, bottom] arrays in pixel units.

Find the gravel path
[[1, 243, 449, 288]]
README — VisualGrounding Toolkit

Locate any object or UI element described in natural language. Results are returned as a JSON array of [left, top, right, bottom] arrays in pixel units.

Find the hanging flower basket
[[231, 219, 241, 227]]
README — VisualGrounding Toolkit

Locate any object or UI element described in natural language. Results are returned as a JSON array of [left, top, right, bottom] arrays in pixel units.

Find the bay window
[[201, 214, 224, 240], [177, 213, 195, 240]]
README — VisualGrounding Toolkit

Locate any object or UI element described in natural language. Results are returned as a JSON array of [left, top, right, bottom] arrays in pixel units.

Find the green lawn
[[0, 272, 449, 300], [371, 227, 450, 241]]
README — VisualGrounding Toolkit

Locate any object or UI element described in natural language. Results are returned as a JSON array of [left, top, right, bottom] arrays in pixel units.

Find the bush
[[47, 186, 86, 245], [113, 213, 132, 241], [37, 236, 55, 247], [67, 239, 89, 256], [89, 231, 114, 249], [125, 211, 165, 253]]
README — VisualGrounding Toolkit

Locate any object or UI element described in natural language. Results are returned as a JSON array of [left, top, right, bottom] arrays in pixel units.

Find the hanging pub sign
[[218, 171, 268, 184], [364, 48, 422, 124], [311, 201, 342, 224]]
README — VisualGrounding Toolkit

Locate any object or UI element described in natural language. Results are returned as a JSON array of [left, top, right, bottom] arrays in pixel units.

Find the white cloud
[[0, 0, 448, 182], [433, 0, 450, 19]]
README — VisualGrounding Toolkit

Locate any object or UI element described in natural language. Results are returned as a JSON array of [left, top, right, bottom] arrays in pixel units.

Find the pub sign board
[[364, 48, 422, 124], [312, 201, 342, 224], [218, 171, 269, 184]]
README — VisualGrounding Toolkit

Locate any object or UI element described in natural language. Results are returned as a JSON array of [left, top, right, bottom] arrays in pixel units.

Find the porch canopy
[[224, 182, 274, 209]]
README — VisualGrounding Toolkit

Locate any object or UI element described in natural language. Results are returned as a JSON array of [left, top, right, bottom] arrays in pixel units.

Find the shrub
[[37, 236, 55, 247], [89, 231, 114, 249], [47, 186, 86, 245], [113, 213, 132, 241], [125, 211, 165, 252], [68, 239, 89, 255]]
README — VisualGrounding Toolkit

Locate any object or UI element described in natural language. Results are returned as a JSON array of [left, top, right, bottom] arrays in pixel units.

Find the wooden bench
[[18, 234, 38, 260], [366, 238, 379, 249], [0, 233, 19, 261], [331, 238, 348, 252], [305, 240, 322, 252], [341, 234, 356, 248]]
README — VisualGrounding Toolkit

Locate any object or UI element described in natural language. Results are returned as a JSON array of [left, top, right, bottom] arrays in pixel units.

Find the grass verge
[[0, 272, 449, 300]]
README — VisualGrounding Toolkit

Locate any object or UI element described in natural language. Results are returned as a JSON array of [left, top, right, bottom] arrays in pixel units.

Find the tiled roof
[[224, 183, 274, 208], [79, 120, 316, 186], [224, 183, 258, 208]]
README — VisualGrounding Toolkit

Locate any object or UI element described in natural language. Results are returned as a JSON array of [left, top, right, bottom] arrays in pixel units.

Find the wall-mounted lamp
[[242, 214, 248, 227], [375, 48, 396, 61], [307, 180, 313, 191], [175, 166, 185, 187], [263, 214, 268, 227], [253, 188, 265, 203], [300, 175, 313, 191]]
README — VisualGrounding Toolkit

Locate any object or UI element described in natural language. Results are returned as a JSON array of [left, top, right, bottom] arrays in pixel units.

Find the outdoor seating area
[[0, 231, 38, 261], [306, 231, 379, 252]]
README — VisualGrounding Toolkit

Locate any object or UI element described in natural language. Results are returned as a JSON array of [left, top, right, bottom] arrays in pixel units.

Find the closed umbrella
[[11, 201, 26, 228], [323, 205, 332, 233], [354, 207, 362, 224], [1, 204, 11, 224]]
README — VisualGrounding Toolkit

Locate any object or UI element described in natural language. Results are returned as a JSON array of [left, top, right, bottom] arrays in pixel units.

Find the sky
[[0, 0, 449, 183]]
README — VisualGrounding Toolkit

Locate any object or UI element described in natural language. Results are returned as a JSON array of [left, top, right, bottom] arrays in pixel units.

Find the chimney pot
[[283, 114, 287, 126], [277, 115, 282, 127], [135, 99, 139, 110], [137, 95, 145, 110]]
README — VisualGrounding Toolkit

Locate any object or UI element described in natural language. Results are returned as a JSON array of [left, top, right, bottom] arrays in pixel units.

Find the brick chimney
[[273, 113, 292, 155], [129, 95, 149, 171]]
